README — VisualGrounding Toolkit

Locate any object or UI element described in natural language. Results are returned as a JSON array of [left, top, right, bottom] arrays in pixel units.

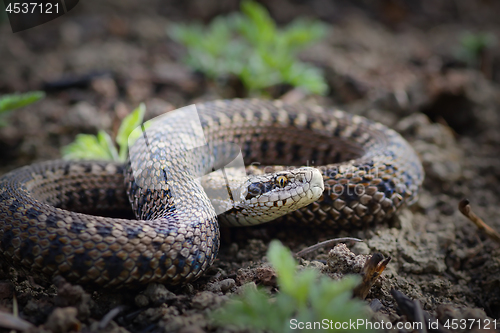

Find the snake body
[[0, 100, 423, 288]]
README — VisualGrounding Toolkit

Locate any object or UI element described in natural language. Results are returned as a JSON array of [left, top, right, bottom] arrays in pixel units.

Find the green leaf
[[267, 240, 297, 293], [283, 62, 328, 95], [204, 17, 233, 56], [0, 91, 45, 114], [116, 103, 146, 162], [97, 130, 119, 161], [239, 0, 276, 46], [288, 269, 317, 305], [460, 31, 496, 54], [281, 19, 327, 51], [456, 31, 497, 67], [211, 241, 377, 332], [168, 23, 204, 46], [61, 133, 114, 161]]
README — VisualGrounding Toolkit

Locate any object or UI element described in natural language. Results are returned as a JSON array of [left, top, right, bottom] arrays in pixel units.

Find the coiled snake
[[0, 99, 423, 288]]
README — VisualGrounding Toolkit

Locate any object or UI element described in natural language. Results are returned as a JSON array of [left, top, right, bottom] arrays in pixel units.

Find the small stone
[[144, 283, 176, 305], [255, 267, 277, 286], [191, 291, 223, 310], [369, 299, 384, 312], [135, 294, 149, 308], [55, 280, 92, 320], [327, 243, 366, 275], [205, 282, 221, 293], [181, 283, 195, 295], [351, 242, 370, 255], [44, 307, 81, 333], [219, 278, 236, 293]]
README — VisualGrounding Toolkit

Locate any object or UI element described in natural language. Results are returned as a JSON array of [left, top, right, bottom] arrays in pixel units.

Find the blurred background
[[1, 0, 499, 169], [1, 0, 500, 331]]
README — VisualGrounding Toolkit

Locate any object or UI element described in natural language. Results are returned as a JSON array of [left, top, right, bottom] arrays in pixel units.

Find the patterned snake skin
[[0, 99, 424, 288]]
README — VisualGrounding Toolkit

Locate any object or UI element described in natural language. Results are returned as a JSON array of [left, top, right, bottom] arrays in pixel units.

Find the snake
[[0, 99, 424, 288]]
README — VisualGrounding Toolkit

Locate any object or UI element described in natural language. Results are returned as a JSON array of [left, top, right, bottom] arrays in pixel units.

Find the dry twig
[[459, 198, 500, 244], [295, 237, 362, 257]]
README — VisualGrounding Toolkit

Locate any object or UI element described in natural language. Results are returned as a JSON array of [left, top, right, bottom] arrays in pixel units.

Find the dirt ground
[[1, 0, 500, 332]]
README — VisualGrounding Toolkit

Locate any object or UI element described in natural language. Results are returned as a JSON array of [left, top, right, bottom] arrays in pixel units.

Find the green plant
[[169, 0, 328, 96], [0, 91, 45, 126], [62, 103, 145, 161], [212, 241, 376, 332], [457, 31, 496, 66]]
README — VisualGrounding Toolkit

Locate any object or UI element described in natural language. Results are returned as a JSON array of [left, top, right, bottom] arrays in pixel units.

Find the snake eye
[[276, 175, 288, 188]]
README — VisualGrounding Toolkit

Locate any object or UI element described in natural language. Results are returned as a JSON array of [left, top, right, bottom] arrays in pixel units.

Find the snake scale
[[0, 99, 423, 288]]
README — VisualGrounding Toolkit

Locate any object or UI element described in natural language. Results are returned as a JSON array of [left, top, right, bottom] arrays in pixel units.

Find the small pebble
[[219, 278, 236, 293], [144, 283, 176, 305], [44, 307, 80, 333], [369, 299, 384, 312], [135, 294, 149, 308], [352, 242, 370, 255]]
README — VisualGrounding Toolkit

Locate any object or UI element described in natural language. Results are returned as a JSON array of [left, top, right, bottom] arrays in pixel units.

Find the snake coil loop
[[0, 99, 423, 288]]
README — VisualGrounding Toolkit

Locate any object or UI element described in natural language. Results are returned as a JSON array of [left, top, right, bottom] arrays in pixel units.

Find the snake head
[[227, 167, 324, 225]]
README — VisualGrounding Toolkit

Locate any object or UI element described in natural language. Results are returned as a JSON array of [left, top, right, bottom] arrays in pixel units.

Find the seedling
[[212, 240, 376, 332], [457, 31, 496, 67], [0, 91, 45, 127], [169, 1, 328, 96], [62, 103, 145, 161]]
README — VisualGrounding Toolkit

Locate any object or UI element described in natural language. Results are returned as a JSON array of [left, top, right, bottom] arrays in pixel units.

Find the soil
[[1, 0, 500, 332]]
